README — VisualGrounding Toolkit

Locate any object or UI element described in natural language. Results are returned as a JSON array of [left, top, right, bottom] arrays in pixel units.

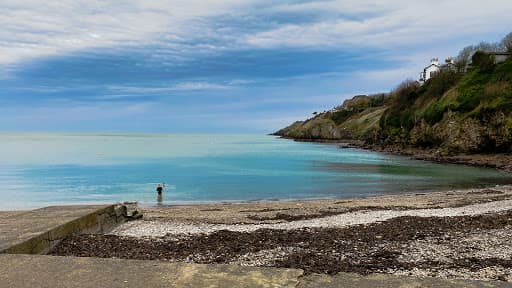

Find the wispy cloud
[[2, 1, 512, 66], [172, 82, 230, 91], [106, 81, 239, 95], [244, 1, 512, 49], [0, 0, 257, 64], [2, 1, 512, 132]]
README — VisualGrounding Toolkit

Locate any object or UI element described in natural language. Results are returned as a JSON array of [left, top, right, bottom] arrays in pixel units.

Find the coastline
[[275, 135, 512, 173], [125, 185, 512, 225], [51, 185, 512, 282]]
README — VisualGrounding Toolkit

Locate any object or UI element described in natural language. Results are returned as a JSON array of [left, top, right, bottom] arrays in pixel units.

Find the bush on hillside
[[423, 102, 446, 125], [472, 51, 495, 71], [419, 70, 462, 100], [330, 110, 355, 125], [390, 79, 420, 106], [379, 80, 420, 140], [492, 58, 512, 82], [368, 93, 388, 107]]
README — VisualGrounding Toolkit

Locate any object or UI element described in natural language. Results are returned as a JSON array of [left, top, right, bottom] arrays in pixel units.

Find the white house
[[419, 58, 457, 84], [419, 58, 441, 84], [419, 52, 510, 84]]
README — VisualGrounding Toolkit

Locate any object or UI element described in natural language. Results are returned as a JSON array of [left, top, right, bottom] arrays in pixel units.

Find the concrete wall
[[2, 204, 129, 255]]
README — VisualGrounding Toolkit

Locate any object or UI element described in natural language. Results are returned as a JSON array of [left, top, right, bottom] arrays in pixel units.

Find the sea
[[1, 132, 511, 210]]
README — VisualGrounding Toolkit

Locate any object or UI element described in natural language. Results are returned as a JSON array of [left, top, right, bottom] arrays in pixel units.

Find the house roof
[[423, 63, 440, 71]]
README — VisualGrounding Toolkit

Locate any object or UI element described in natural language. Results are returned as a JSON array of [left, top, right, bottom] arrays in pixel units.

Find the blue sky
[[1, 1, 512, 133]]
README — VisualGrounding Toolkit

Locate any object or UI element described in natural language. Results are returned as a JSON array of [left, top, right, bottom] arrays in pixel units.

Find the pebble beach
[[52, 185, 512, 282]]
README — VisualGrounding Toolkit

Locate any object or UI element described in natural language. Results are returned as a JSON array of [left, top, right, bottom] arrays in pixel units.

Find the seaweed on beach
[[51, 209, 512, 280]]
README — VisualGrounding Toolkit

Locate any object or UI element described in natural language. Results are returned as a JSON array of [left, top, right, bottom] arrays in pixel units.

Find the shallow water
[[0, 133, 511, 209]]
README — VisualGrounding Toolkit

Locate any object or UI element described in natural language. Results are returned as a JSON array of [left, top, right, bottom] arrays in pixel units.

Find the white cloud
[[106, 81, 233, 95], [245, 1, 512, 49], [0, 0, 257, 64], [1, 0, 511, 69], [172, 82, 229, 91]]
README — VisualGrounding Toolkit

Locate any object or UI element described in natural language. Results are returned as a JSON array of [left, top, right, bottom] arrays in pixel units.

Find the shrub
[[331, 110, 354, 125], [483, 82, 511, 102], [456, 69, 492, 113], [457, 85, 483, 112], [472, 51, 495, 71], [423, 70, 462, 99], [423, 102, 446, 125], [368, 93, 388, 107], [400, 111, 415, 131], [492, 59, 512, 82], [391, 79, 420, 106]]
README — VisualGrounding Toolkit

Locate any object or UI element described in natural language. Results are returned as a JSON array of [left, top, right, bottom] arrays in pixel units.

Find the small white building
[[419, 58, 441, 83]]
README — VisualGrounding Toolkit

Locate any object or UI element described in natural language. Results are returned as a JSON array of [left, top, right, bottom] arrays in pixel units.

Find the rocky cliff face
[[275, 56, 512, 155], [274, 95, 387, 141], [409, 111, 512, 153], [274, 117, 344, 140]]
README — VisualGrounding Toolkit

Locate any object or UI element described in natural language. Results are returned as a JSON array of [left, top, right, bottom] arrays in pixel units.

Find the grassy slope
[[274, 96, 387, 140], [384, 58, 512, 152], [275, 57, 512, 153]]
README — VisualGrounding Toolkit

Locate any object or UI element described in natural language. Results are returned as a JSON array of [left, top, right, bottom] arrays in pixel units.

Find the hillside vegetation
[[274, 94, 388, 141], [275, 38, 512, 154]]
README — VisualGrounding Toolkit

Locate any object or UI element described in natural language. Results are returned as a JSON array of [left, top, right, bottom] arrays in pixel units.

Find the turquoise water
[[1, 133, 511, 210]]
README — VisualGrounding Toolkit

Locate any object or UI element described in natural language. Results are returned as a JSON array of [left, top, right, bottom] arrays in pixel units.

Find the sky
[[1, 1, 512, 133]]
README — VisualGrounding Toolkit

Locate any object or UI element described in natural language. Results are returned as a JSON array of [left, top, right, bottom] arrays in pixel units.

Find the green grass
[[277, 57, 512, 150]]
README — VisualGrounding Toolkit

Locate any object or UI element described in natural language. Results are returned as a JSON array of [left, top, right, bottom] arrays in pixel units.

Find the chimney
[[431, 58, 439, 65], [445, 57, 454, 64]]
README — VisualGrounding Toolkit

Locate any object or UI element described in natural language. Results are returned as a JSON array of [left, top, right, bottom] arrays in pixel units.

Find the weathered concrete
[[298, 273, 512, 288], [0, 254, 303, 288], [0, 254, 510, 288], [0, 205, 128, 254], [1, 205, 511, 287], [0, 211, 26, 218]]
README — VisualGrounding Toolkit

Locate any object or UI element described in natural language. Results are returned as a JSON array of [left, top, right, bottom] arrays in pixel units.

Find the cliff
[[274, 94, 388, 141], [274, 54, 512, 154]]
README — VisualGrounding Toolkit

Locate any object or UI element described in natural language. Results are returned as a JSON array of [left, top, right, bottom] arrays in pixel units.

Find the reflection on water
[[316, 161, 512, 192], [0, 133, 511, 209]]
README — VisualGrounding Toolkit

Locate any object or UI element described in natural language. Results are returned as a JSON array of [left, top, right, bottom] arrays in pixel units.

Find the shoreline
[[123, 185, 512, 225], [275, 135, 512, 173], [51, 186, 512, 282]]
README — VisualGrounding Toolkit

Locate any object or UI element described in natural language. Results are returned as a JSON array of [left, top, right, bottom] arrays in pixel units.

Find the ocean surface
[[1, 133, 511, 210]]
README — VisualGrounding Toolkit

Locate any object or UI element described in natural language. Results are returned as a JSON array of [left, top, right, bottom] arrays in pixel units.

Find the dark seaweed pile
[[51, 210, 512, 280]]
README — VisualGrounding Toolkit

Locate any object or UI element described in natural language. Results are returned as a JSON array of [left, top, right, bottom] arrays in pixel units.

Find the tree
[[474, 41, 500, 53], [501, 32, 512, 53], [391, 79, 419, 105], [472, 51, 494, 71], [455, 45, 475, 73]]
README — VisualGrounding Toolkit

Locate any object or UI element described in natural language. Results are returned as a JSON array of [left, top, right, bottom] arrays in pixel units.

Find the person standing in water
[[156, 183, 165, 205], [156, 183, 164, 195]]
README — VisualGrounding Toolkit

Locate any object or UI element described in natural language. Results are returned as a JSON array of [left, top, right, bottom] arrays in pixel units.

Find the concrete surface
[[0, 211, 26, 218], [0, 254, 302, 288], [298, 273, 512, 288], [0, 254, 511, 288], [1, 205, 511, 287], [0, 205, 126, 254]]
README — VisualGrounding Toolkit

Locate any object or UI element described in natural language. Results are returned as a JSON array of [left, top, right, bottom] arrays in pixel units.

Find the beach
[[51, 185, 512, 282]]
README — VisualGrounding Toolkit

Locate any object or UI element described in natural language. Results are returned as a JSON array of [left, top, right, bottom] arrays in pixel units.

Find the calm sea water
[[1, 133, 511, 210]]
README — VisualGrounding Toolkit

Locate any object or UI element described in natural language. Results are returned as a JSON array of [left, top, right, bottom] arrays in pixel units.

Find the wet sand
[[51, 185, 512, 282]]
